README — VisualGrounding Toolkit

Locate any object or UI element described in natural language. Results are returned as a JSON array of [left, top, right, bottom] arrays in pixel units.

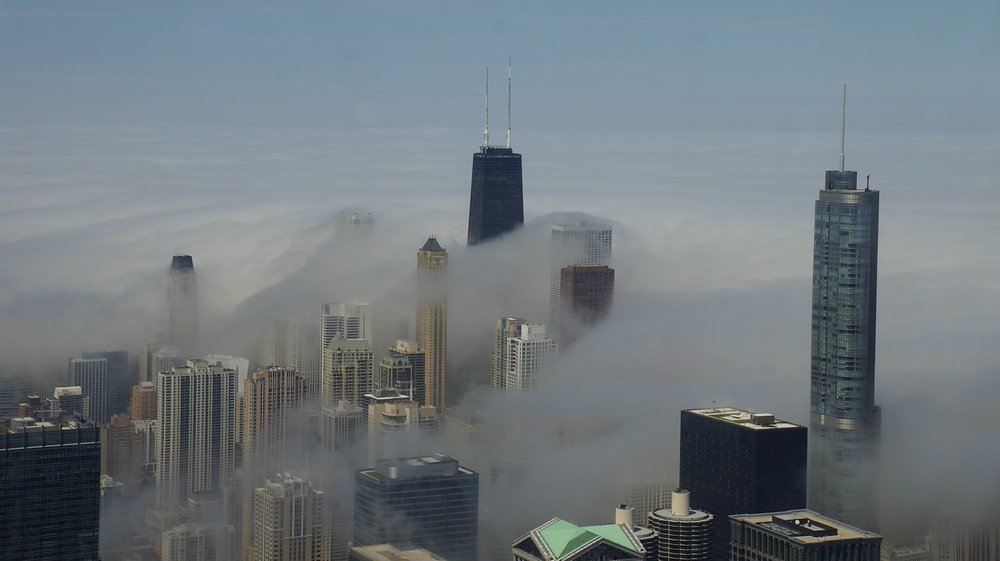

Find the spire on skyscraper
[[839, 83, 847, 172], [482, 67, 490, 148], [506, 57, 512, 149]]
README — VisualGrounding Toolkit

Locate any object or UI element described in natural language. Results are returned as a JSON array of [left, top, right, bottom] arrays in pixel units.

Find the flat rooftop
[[731, 510, 880, 544], [359, 453, 477, 481], [350, 544, 447, 561], [685, 407, 803, 430]]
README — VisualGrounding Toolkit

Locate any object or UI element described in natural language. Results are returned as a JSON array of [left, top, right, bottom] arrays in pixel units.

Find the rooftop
[[685, 407, 803, 430], [170, 255, 194, 271], [529, 518, 644, 560], [420, 237, 444, 252], [731, 510, 880, 544], [350, 544, 448, 561], [360, 453, 476, 481]]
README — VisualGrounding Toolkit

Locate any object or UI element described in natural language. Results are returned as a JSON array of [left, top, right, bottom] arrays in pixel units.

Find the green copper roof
[[536, 520, 640, 560], [420, 237, 444, 252]]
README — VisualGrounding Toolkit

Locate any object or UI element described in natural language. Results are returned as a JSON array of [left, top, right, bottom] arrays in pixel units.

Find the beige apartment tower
[[416, 237, 448, 410], [252, 474, 329, 561], [243, 367, 307, 466]]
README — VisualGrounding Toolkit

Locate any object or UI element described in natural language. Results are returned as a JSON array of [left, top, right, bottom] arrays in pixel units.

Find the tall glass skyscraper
[[809, 90, 881, 531]]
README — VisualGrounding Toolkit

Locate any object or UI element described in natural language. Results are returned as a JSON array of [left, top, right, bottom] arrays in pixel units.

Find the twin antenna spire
[[482, 58, 512, 148]]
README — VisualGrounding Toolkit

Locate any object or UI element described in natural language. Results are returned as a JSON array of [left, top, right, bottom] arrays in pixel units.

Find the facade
[[679, 407, 807, 561], [320, 400, 365, 451], [0, 418, 102, 561], [322, 339, 374, 409], [349, 544, 447, 561], [54, 385, 90, 419], [156, 359, 238, 511], [366, 400, 439, 463], [549, 223, 612, 341], [82, 350, 130, 419], [70, 357, 109, 422], [512, 517, 647, 561], [809, 162, 881, 531], [648, 490, 713, 561], [168, 255, 199, 356], [141, 342, 187, 383], [354, 454, 478, 561], [559, 265, 615, 345], [101, 413, 145, 491], [161, 522, 236, 561], [416, 238, 448, 410], [490, 317, 525, 391], [261, 318, 322, 399], [252, 474, 329, 561], [467, 145, 524, 246], [321, 302, 373, 350], [729, 510, 881, 561], [504, 324, 558, 392], [243, 367, 307, 465], [387, 339, 425, 405], [131, 381, 157, 420], [377, 355, 415, 401]]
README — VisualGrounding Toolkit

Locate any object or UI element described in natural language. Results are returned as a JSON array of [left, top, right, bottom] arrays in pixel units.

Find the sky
[[2, 0, 1000, 540]]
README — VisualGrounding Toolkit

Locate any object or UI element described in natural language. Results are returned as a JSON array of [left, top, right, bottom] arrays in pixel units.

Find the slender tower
[[168, 255, 198, 355], [808, 85, 881, 531], [416, 237, 448, 410], [467, 60, 524, 245]]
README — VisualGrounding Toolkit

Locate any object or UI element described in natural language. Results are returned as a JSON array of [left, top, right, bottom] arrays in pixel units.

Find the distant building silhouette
[[559, 264, 615, 345], [168, 255, 198, 355], [550, 223, 612, 341]]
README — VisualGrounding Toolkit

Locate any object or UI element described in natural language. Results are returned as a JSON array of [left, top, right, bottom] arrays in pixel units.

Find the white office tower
[[549, 223, 612, 341], [504, 324, 558, 392], [168, 255, 199, 355], [648, 490, 713, 561], [491, 317, 526, 391], [69, 357, 109, 422], [321, 302, 372, 350], [252, 474, 329, 561], [156, 359, 238, 512], [261, 318, 322, 398]]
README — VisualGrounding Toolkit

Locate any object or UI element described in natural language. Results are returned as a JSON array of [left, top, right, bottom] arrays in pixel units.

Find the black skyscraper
[[679, 407, 807, 561], [467, 63, 524, 246]]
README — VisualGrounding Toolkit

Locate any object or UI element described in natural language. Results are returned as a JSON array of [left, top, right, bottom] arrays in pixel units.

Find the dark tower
[[467, 63, 524, 246]]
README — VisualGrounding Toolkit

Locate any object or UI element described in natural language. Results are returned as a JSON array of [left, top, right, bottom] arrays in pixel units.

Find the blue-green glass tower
[[808, 86, 880, 531]]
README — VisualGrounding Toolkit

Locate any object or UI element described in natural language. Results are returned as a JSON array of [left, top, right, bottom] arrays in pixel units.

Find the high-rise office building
[[131, 381, 157, 420], [490, 317, 525, 391], [168, 255, 199, 355], [416, 238, 447, 410], [809, 87, 881, 531], [0, 417, 101, 561], [513, 516, 648, 561], [156, 359, 238, 511], [729, 510, 881, 561], [504, 324, 558, 392], [261, 318, 322, 399], [101, 413, 145, 491], [69, 357, 108, 422], [550, 223, 612, 341], [679, 407, 807, 561], [648, 490, 714, 561], [559, 265, 615, 345], [387, 339, 425, 405], [322, 339, 374, 409], [354, 454, 478, 561], [243, 367, 307, 465], [82, 350, 129, 419], [53, 385, 90, 419], [322, 303, 373, 350], [467, 64, 523, 246], [252, 474, 329, 561]]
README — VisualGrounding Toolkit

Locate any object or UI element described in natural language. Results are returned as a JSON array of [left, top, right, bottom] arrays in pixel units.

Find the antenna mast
[[482, 67, 490, 147], [839, 83, 847, 172], [505, 57, 512, 148]]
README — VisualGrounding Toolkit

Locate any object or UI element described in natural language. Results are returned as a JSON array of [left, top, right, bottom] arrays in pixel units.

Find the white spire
[[505, 57, 512, 148], [839, 83, 847, 172], [482, 67, 490, 147]]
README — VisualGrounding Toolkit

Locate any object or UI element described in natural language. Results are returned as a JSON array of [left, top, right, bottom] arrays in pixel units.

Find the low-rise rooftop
[[731, 510, 880, 544]]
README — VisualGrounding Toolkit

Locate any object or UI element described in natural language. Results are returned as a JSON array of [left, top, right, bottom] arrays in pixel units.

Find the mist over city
[[1, 2, 999, 561]]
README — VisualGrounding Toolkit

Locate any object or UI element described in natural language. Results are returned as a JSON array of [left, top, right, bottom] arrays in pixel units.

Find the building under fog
[[549, 222, 612, 341], [559, 264, 615, 345], [729, 510, 881, 561], [416, 238, 448, 410], [261, 318, 323, 399], [168, 255, 199, 355], [252, 474, 329, 561], [503, 323, 558, 392], [490, 317, 525, 391], [69, 357, 109, 423]]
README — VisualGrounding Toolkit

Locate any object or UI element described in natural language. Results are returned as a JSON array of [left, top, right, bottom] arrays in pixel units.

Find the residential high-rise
[[504, 324, 558, 392], [0, 417, 101, 561], [467, 64, 523, 246], [322, 339, 374, 409], [156, 359, 238, 511], [101, 413, 145, 491], [490, 317, 525, 391], [366, 399, 439, 464], [161, 523, 236, 561], [261, 318, 322, 399], [550, 223, 612, 341], [416, 238, 447, 410], [168, 255, 199, 355], [243, 367, 307, 466], [69, 358, 108, 422], [513, 516, 648, 561], [140, 342, 187, 383], [130, 381, 157, 420], [82, 350, 130, 419], [376, 355, 415, 399], [252, 474, 329, 561], [354, 454, 478, 561], [559, 265, 615, 345], [321, 303, 372, 350], [320, 400, 365, 452], [809, 86, 881, 531], [648, 490, 713, 561], [387, 339, 425, 405], [729, 510, 882, 561], [679, 407, 807, 561]]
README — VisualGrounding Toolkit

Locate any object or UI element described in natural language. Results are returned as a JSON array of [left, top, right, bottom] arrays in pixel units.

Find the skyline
[[1, 3, 999, 557]]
